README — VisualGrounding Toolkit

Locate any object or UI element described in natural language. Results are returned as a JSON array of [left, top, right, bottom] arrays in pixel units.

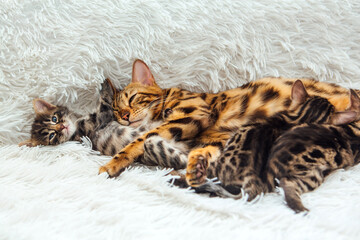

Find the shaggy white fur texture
[[1, 0, 360, 239]]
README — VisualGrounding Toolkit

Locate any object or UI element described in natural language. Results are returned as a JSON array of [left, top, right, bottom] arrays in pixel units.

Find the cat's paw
[[186, 149, 209, 187], [98, 155, 128, 178]]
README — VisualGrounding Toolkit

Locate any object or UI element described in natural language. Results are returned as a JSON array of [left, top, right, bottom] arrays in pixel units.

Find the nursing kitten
[[100, 59, 355, 185], [266, 95, 360, 212], [197, 86, 360, 213], [19, 79, 188, 169]]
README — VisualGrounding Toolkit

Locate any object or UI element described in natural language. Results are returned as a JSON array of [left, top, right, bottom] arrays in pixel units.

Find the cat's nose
[[58, 124, 65, 131], [121, 111, 130, 121]]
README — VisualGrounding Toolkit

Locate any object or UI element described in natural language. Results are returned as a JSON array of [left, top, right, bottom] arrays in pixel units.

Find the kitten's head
[[287, 80, 359, 125], [19, 99, 77, 147], [112, 60, 163, 127]]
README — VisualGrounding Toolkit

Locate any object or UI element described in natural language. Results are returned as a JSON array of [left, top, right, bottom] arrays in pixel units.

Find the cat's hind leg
[[279, 177, 309, 213], [143, 136, 188, 170], [186, 129, 231, 187]]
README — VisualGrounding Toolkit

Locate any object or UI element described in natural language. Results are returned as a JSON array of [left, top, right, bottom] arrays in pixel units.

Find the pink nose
[[59, 124, 65, 130], [122, 112, 130, 121]]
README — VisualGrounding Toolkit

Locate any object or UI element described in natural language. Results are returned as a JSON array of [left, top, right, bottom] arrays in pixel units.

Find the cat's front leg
[[99, 111, 210, 177], [98, 138, 144, 177]]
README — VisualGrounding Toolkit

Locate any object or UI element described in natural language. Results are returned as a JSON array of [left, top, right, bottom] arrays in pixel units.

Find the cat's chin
[[129, 120, 142, 127]]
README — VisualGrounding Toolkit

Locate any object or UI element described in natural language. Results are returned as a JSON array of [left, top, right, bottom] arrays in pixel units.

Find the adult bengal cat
[[99, 60, 356, 187]]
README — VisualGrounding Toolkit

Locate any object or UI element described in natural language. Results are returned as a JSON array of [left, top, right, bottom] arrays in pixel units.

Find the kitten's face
[[20, 99, 76, 147], [287, 80, 358, 125], [112, 60, 162, 127], [31, 106, 76, 145]]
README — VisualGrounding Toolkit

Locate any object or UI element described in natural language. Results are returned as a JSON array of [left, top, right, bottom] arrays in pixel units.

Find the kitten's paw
[[98, 156, 127, 178], [186, 150, 209, 187]]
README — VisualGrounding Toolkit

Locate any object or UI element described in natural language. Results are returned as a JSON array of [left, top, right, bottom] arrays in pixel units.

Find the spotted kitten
[[196, 82, 359, 213], [266, 91, 360, 212]]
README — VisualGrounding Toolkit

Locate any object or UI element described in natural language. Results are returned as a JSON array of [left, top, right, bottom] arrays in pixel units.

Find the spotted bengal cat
[[99, 59, 355, 186], [194, 83, 359, 213]]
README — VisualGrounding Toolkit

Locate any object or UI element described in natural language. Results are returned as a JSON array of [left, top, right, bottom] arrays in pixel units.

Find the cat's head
[[19, 99, 77, 147], [287, 80, 359, 125], [112, 60, 163, 127]]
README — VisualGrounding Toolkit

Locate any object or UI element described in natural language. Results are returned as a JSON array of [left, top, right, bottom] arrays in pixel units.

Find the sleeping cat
[[100, 59, 357, 186], [19, 79, 188, 170], [196, 87, 360, 213]]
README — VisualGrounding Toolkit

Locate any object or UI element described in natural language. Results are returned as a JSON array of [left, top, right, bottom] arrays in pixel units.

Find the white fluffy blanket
[[1, 1, 360, 239]]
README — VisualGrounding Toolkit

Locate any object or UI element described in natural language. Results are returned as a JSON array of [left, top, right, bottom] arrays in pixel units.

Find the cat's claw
[[186, 152, 208, 187]]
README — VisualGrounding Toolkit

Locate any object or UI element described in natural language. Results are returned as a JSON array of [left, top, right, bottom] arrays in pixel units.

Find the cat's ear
[[33, 99, 56, 115], [100, 78, 119, 104], [331, 110, 357, 125], [132, 59, 156, 86], [18, 139, 37, 147], [101, 78, 117, 97], [347, 89, 360, 112], [291, 80, 309, 104], [105, 78, 117, 96]]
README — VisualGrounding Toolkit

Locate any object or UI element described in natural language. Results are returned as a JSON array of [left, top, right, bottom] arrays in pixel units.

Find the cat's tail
[[279, 177, 309, 213], [167, 172, 244, 199], [194, 180, 244, 199]]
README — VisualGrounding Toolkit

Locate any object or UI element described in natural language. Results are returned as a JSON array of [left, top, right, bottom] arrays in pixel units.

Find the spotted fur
[[267, 108, 360, 211], [99, 59, 355, 181], [196, 88, 360, 213]]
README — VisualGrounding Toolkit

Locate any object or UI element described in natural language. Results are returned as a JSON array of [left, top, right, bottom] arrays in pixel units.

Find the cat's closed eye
[[129, 94, 137, 105]]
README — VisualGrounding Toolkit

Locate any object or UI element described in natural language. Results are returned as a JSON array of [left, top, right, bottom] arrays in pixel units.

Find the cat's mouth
[[62, 125, 70, 136], [129, 119, 142, 127], [61, 121, 76, 139]]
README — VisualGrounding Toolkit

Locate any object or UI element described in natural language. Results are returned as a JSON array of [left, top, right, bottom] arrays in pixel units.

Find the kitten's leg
[[186, 128, 231, 187], [279, 177, 309, 213], [226, 173, 267, 201], [142, 136, 188, 170], [99, 107, 211, 177]]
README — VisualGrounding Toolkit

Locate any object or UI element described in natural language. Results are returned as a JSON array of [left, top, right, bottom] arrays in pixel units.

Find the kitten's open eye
[[49, 132, 55, 140], [52, 116, 57, 123], [129, 94, 137, 104]]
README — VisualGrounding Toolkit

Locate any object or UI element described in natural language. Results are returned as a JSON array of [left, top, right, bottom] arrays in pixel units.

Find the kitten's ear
[[101, 78, 117, 97], [132, 59, 156, 86], [18, 139, 37, 147], [331, 110, 357, 125], [291, 80, 309, 104], [347, 89, 360, 112], [105, 78, 117, 96], [33, 99, 56, 115], [100, 78, 119, 104]]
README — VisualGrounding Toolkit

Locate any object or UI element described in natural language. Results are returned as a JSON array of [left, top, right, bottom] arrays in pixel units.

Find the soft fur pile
[[1, 0, 360, 239]]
